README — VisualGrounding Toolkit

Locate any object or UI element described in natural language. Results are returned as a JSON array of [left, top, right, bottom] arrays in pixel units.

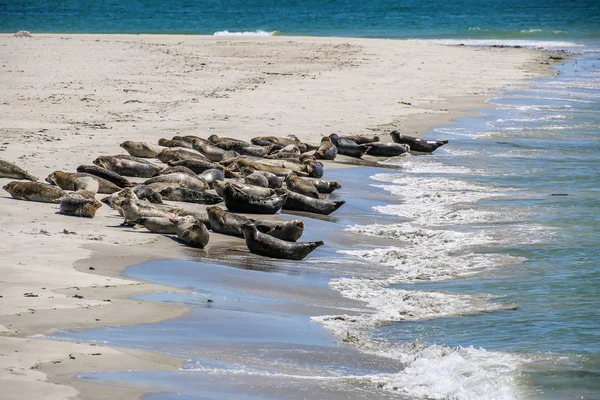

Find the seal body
[[313, 137, 338, 160], [158, 138, 194, 149], [3, 181, 66, 203], [192, 138, 227, 162], [167, 159, 223, 175], [132, 185, 163, 204], [329, 134, 367, 158], [94, 156, 162, 178], [120, 141, 165, 158], [144, 173, 209, 191], [208, 135, 272, 157], [245, 172, 269, 188], [220, 183, 287, 214], [159, 187, 223, 204], [214, 181, 273, 198], [240, 224, 323, 260], [0, 160, 38, 181], [46, 171, 121, 194], [198, 169, 224, 188], [361, 142, 410, 157], [340, 135, 380, 144], [390, 131, 448, 153], [306, 178, 342, 194], [157, 148, 209, 164], [159, 166, 197, 176], [283, 191, 345, 215], [118, 198, 181, 225], [173, 219, 210, 249], [60, 195, 102, 218], [206, 206, 303, 241], [77, 165, 132, 188], [138, 216, 196, 234], [285, 173, 320, 199]]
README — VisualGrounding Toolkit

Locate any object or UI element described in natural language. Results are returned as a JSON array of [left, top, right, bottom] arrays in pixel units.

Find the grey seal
[[76, 165, 133, 188], [157, 148, 209, 164], [240, 224, 323, 260], [328, 134, 368, 158], [0, 160, 38, 181], [214, 181, 273, 198], [173, 218, 210, 249], [94, 156, 162, 178], [159, 187, 223, 204], [158, 138, 194, 149], [208, 135, 272, 157], [244, 172, 269, 188], [285, 173, 320, 199], [206, 206, 304, 241], [390, 131, 448, 153], [198, 168, 224, 188], [360, 142, 410, 157], [159, 166, 197, 176], [313, 137, 338, 160], [60, 195, 102, 218], [46, 171, 121, 194], [144, 173, 209, 191], [132, 184, 163, 204], [220, 183, 288, 214], [3, 181, 67, 203], [306, 178, 342, 194], [118, 198, 181, 225], [137, 215, 197, 234], [120, 141, 166, 158], [73, 176, 100, 197], [191, 138, 227, 162], [283, 191, 345, 215], [340, 135, 380, 144]]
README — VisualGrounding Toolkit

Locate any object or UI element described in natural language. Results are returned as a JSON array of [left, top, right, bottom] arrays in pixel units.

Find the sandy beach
[[0, 33, 560, 399]]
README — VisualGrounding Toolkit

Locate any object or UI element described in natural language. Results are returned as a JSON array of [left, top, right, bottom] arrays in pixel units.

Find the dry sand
[[0, 33, 559, 399]]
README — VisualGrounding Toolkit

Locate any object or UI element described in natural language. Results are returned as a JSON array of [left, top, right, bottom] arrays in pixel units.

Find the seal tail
[[332, 200, 346, 212]]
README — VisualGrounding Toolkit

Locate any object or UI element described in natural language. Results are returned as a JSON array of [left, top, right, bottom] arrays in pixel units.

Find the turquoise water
[[1, 0, 599, 39]]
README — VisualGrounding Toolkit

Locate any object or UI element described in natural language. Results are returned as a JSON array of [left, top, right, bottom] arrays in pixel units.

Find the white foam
[[409, 38, 583, 50], [213, 30, 277, 36]]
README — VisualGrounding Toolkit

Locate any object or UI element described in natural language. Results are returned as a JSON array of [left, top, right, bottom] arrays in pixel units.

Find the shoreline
[[0, 33, 564, 399]]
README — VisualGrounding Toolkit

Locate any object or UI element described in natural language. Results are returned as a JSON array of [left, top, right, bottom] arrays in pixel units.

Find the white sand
[[0, 33, 558, 399]]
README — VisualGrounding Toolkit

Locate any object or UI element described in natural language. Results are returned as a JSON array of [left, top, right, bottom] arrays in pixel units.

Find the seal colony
[[1, 132, 446, 260]]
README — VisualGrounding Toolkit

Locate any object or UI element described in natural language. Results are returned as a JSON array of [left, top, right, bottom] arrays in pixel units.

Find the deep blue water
[[1, 0, 599, 39]]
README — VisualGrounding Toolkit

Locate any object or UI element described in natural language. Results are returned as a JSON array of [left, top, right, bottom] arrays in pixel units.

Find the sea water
[[9, 0, 599, 398]]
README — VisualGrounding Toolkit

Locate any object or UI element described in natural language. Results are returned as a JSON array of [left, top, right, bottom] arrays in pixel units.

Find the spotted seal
[[220, 183, 288, 214], [240, 224, 323, 260], [198, 169, 224, 188], [283, 191, 345, 215], [46, 171, 121, 194], [207, 135, 272, 157], [206, 206, 304, 241], [244, 172, 269, 188], [158, 165, 197, 176], [76, 165, 133, 188], [214, 181, 273, 198], [73, 176, 100, 199], [60, 195, 102, 218], [305, 178, 342, 194], [144, 173, 209, 191], [118, 198, 181, 225], [158, 138, 194, 149], [120, 141, 166, 158], [191, 138, 227, 162], [340, 135, 380, 145], [137, 215, 197, 234], [360, 142, 410, 157], [313, 137, 338, 160], [132, 184, 163, 204], [157, 148, 209, 164], [3, 181, 67, 203], [172, 218, 210, 249], [285, 173, 320, 199], [328, 134, 368, 158], [159, 187, 223, 204], [94, 156, 162, 178], [0, 160, 38, 181], [390, 131, 448, 153]]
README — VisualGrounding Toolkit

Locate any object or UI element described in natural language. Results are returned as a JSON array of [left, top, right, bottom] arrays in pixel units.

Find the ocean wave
[[410, 39, 583, 50], [213, 30, 278, 36]]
